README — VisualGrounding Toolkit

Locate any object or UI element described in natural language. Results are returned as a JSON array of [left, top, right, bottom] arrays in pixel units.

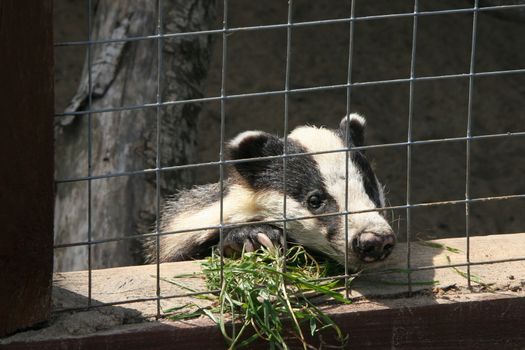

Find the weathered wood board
[[2, 233, 524, 347], [51, 233, 525, 317]]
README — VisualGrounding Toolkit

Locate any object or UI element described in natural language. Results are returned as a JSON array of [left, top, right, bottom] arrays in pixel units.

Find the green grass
[[416, 239, 462, 254], [165, 246, 350, 349], [445, 255, 487, 286]]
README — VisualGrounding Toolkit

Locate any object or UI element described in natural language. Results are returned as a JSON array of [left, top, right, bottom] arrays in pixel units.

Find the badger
[[147, 114, 395, 268]]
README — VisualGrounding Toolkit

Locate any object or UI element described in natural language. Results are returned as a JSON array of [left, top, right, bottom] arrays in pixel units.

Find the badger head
[[227, 114, 395, 268]]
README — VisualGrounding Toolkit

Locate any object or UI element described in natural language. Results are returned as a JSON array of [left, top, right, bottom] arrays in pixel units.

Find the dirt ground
[[54, 0, 525, 245]]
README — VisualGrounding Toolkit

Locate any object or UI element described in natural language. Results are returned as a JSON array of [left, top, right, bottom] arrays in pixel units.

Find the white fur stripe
[[289, 124, 388, 243], [159, 185, 258, 261]]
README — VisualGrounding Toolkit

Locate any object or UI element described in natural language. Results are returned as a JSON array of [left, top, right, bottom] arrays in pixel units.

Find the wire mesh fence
[[53, 0, 525, 316]]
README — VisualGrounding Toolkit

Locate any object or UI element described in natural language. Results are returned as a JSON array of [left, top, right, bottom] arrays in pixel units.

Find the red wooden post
[[0, 0, 54, 337]]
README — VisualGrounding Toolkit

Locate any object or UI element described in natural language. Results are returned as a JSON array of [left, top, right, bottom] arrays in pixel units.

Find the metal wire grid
[[343, 0, 356, 299], [405, 0, 418, 294], [155, 0, 164, 319], [85, 0, 93, 307], [53, 0, 525, 314]]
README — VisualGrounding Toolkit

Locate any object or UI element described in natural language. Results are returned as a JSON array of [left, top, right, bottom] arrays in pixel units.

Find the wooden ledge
[[2, 233, 524, 349]]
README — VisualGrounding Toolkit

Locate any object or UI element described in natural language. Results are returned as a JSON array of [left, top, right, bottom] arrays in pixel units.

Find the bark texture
[[54, 0, 215, 271]]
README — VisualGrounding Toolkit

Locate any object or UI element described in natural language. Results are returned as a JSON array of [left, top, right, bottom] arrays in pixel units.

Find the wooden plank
[[1, 234, 524, 347], [43, 232, 525, 318], [0, 0, 54, 337], [336, 296, 525, 350], [2, 295, 524, 349], [353, 232, 525, 296]]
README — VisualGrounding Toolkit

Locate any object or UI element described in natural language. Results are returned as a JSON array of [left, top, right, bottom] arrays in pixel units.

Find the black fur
[[228, 133, 341, 239], [181, 234, 220, 259], [337, 117, 382, 208], [222, 224, 284, 255], [351, 151, 382, 208], [339, 116, 365, 147]]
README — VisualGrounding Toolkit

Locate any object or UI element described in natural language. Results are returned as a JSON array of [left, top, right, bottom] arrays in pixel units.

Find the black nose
[[351, 231, 395, 262]]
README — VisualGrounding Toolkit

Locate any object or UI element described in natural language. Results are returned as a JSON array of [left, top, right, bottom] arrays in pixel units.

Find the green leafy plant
[[165, 246, 351, 349]]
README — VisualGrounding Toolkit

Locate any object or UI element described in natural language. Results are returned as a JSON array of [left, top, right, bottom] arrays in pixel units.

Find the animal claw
[[243, 240, 255, 252], [256, 233, 275, 250]]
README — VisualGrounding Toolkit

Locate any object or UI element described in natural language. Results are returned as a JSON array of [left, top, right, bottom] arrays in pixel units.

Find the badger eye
[[307, 194, 323, 209]]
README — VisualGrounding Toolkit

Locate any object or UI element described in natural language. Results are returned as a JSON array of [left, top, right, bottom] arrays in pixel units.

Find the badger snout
[[351, 230, 395, 262]]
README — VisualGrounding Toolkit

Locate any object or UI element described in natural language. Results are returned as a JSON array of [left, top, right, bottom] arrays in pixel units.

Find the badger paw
[[222, 224, 284, 257]]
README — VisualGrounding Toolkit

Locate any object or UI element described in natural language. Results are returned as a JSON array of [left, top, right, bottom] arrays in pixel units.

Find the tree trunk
[[54, 0, 216, 271]]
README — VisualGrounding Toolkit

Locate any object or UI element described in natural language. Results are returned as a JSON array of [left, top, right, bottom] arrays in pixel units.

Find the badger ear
[[227, 131, 283, 184], [339, 113, 366, 147]]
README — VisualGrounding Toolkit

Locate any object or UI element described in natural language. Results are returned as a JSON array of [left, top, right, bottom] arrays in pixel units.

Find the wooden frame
[[0, 0, 54, 337], [3, 296, 525, 350], [2, 234, 524, 348]]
